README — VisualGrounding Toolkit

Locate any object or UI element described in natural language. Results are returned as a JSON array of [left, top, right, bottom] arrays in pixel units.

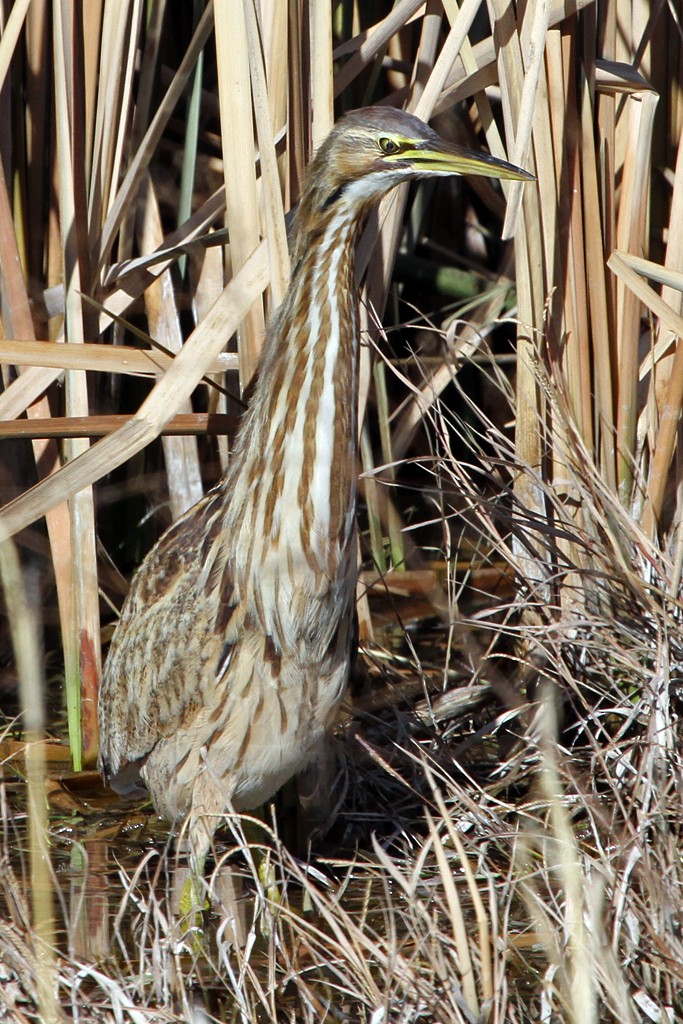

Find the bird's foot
[[257, 847, 280, 907], [178, 871, 209, 935]]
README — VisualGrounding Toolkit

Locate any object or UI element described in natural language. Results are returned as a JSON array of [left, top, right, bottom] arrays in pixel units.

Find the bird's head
[[298, 106, 533, 225]]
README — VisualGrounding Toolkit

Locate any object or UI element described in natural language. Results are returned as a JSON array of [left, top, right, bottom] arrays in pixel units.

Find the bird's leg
[[177, 813, 212, 927], [250, 813, 280, 909], [178, 862, 208, 923], [232, 810, 281, 937], [295, 739, 339, 850], [220, 808, 280, 905]]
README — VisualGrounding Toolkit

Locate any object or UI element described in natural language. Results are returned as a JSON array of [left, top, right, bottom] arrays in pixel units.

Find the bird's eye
[[379, 137, 401, 155]]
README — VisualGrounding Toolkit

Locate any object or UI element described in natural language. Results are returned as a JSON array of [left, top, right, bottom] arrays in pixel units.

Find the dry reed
[[0, 2, 680, 1022]]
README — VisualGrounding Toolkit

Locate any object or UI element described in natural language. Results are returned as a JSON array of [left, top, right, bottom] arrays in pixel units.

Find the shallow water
[[0, 611, 509, 1021], [3, 764, 456, 1022]]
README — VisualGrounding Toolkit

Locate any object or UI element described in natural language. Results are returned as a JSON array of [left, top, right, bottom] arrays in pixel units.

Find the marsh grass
[[0, 1, 681, 1021]]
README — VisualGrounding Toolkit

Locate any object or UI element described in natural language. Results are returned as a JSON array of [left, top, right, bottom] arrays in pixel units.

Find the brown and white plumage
[[98, 106, 531, 873]]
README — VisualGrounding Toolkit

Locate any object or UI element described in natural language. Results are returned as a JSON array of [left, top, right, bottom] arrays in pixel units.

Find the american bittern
[[99, 107, 531, 887]]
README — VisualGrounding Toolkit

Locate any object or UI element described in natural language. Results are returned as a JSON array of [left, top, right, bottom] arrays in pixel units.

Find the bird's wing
[[98, 488, 236, 780]]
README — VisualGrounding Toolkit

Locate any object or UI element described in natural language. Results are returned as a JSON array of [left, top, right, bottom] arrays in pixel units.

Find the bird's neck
[[226, 201, 366, 614]]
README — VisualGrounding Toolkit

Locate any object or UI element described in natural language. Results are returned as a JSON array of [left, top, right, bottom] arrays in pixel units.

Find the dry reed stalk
[[0, 535, 58, 1024], [534, 693, 597, 1024], [140, 175, 204, 518], [177, 1, 205, 285], [53, 2, 101, 768], [309, 0, 335, 148], [0, 5, 84, 773], [0, 413, 234, 440], [0, 338, 237, 376], [244, 0, 290, 312], [488, 1, 549, 599], [579, 57, 615, 485], [214, 0, 265, 388]]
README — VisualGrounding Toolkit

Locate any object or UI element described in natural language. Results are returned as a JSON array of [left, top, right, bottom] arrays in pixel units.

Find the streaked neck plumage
[[224, 174, 374, 642]]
